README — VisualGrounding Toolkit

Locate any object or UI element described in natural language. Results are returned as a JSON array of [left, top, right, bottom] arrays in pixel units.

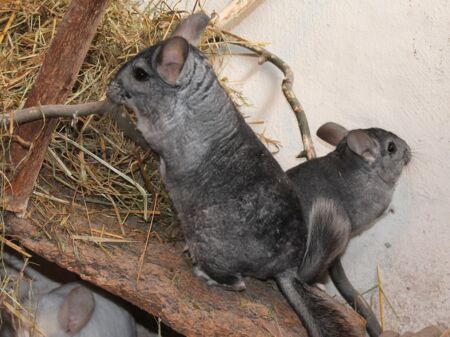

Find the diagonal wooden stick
[[3, 0, 110, 214], [213, 0, 265, 30]]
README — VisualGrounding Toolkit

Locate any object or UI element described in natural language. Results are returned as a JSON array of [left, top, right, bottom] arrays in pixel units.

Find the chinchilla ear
[[317, 122, 349, 146], [156, 12, 209, 84], [58, 286, 95, 334], [171, 12, 210, 46], [156, 37, 189, 85], [347, 130, 380, 163]]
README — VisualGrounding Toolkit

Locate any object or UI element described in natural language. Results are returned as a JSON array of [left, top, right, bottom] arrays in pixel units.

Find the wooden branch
[[1, 35, 317, 160], [3, 0, 110, 214], [1, 100, 112, 126], [213, 0, 265, 30], [214, 31, 317, 160], [0, 99, 153, 152], [4, 211, 366, 337]]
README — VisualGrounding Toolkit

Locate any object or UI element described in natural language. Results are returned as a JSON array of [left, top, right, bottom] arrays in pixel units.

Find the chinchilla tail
[[330, 259, 382, 337], [276, 272, 362, 337], [299, 198, 351, 284]]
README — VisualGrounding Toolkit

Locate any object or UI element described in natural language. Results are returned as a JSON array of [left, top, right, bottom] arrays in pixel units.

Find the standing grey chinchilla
[[286, 122, 411, 337], [108, 12, 362, 337]]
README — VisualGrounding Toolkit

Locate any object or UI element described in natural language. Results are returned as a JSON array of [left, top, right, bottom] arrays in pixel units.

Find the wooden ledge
[[4, 210, 365, 337]]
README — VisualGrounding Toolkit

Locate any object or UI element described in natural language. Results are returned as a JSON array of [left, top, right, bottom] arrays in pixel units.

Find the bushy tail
[[299, 198, 351, 283], [276, 272, 362, 337]]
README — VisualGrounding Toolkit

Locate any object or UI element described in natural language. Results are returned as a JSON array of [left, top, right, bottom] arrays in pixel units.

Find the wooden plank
[[3, 0, 110, 214], [5, 211, 366, 337]]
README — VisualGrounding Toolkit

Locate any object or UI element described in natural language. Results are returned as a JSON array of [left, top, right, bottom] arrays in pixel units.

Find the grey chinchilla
[[287, 122, 411, 337]]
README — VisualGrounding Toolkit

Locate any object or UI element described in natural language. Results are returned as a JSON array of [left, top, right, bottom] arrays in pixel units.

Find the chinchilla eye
[[133, 67, 150, 81], [387, 141, 397, 154]]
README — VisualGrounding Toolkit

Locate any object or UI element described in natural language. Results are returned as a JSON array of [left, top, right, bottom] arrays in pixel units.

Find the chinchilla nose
[[107, 79, 131, 104], [404, 146, 412, 165]]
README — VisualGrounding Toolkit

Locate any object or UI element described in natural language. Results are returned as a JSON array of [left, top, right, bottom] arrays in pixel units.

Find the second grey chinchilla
[[107, 12, 365, 337], [286, 122, 411, 337]]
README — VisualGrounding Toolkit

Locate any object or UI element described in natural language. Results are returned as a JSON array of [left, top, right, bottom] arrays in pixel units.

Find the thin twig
[[3, 18, 314, 160], [1, 99, 115, 126]]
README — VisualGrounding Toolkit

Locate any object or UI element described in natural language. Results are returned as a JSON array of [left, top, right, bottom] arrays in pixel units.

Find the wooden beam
[[5, 212, 366, 337], [3, 0, 110, 214]]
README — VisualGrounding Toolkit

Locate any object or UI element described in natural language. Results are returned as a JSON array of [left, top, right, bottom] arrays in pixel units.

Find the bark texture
[[5, 211, 366, 337]]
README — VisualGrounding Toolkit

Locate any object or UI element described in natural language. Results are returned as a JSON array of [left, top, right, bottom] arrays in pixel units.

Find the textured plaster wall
[[182, 0, 450, 332]]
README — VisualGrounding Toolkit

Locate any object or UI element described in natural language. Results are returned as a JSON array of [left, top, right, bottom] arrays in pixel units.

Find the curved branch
[[220, 31, 317, 160], [2, 31, 315, 160]]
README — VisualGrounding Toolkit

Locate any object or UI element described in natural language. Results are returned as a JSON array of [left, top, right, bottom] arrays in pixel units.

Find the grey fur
[[108, 12, 365, 337], [299, 198, 351, 284], [287, 123, 411, 337]]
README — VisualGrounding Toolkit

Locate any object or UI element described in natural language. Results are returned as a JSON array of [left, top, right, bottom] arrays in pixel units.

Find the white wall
[[187, 0, 450, 332]]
